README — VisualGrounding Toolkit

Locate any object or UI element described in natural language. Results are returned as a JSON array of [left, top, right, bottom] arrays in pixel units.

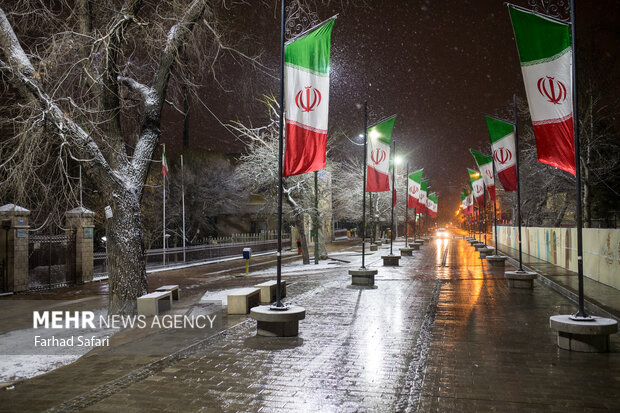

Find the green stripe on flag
[[508, 5, 570, 63], [408, 168, 423, 183], [470, 149, 492, 166], [285, 19, 335, 75], [484, 116, 513, 144], [368, 116, 396, 146], [468, 168, 481, 183], [421, 180, 429, 192]]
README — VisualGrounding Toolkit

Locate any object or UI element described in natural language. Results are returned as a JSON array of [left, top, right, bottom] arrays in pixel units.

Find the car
[[435, 228, 449, 238]]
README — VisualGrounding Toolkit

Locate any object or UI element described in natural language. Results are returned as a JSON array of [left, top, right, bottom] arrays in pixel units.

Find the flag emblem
[[537, 76, 567, 104], [370, 148, 387, 165], [493, 147, 512, 165], [295, 86, 322, 112]]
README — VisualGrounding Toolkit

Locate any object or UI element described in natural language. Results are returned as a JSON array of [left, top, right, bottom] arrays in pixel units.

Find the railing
[[94, 232, 291, 278]]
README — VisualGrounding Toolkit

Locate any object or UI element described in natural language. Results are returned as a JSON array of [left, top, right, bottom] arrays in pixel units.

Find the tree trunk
[[552, 195, 570, 227], [105, 192, 148, 315], [318, 223, 328, 260], [295, 214, 310, 264]]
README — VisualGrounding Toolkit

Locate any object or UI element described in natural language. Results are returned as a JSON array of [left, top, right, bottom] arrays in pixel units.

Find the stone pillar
[[65, 207, 95, 284], [0, 204, 31, 292]]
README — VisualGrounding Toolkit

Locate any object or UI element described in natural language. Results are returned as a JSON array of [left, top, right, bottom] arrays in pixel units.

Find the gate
[[28, 233, 76, 290], [0, 261, 5, 293]]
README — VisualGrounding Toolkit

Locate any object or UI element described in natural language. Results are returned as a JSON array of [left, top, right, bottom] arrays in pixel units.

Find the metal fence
[[28, 233, 76, 290], [94, 231, 290, 278]]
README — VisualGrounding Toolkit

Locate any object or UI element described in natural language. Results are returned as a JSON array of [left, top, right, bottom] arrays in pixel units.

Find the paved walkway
[[0, 235, 618, 412], [495, 241, 620, 320]]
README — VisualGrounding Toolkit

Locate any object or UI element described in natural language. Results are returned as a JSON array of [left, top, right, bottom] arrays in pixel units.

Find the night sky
[[165, 0, 619, 222]]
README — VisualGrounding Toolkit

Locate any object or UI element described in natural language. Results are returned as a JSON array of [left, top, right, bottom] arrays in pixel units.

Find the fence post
[[65, 207, 95, 284], [0, 204, 30, 292]]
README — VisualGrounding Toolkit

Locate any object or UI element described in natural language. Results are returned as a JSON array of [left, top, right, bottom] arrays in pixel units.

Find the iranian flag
[[485, 116, 517, 191], [509, 5, 575, 175], [467, 192, 474, 215], [366, 116, 396, 192], [408, 169, 423, 208], [470, 149, 495, 201], [162, 145, 169, 177], [468, 168, 484, 207], [466, 182, 475, 215], [284, 18, 335, 177], [418, 180, 429, 214], [428, 193, 438, 218]]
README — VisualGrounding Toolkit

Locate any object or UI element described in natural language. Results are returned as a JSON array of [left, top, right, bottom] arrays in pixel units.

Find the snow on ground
[[0, 307, 119, 385], [199, 258, 347, 305]]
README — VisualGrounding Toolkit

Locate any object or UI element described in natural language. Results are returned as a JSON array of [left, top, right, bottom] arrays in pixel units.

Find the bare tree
[[231, 96, 336, 264], [0, 0, 261, 314]]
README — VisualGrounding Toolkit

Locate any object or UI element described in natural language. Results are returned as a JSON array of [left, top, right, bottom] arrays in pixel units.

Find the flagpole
[[492, 162, 499, 253], [513, 94, 524, 272], [483, 184, 487, 246], [369, 192, 373, 243], [570, 0, 588, 320], [405, 162, 409, 248], [361, 101, 368, 269], [163, 168, 166, 267], [79, 165, 83, 208], [390, 140, 395, 256], [181, 154, 186, 262], [314, 171, 319, 265], [273, 0, 285, 309]]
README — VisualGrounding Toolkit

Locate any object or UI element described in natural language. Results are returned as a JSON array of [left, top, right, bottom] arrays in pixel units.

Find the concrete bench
[[137, 291, 172, 316], [254, 281, 286, 304], [155, 284, 180, 300], [227, 288, 261, 314]]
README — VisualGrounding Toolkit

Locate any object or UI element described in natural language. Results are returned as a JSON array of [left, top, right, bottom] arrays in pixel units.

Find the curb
[[501, 254, 619, 324]]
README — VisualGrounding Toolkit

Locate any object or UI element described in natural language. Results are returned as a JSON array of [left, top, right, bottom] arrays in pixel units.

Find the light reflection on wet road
[[1, 232, 618, 412]]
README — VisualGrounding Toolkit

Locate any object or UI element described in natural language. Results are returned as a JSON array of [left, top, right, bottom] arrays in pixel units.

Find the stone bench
[[254, 280, 287, 304], [227, 288, 260, 314], [155, 284, 180, 300], [550, 315, 618, 352], [137, 291, 172, 316], [369, 243, 378, 251]]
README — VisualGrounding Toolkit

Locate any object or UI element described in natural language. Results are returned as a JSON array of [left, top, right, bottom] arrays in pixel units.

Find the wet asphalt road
[[1, 235, 618, 412]]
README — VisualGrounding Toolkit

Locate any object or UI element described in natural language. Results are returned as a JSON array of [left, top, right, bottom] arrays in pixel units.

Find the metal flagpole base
[[270, 302, 289, 311], [550, 314, 617, 352], [569, 313, 595, 322]]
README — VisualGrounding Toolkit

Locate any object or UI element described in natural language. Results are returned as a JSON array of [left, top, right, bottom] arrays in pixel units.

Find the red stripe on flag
[[408, 195, 417, 208], [283, 122, 327, 177], [475, 194, 484, 208], [488, 186, 496, 202], [366, 166, 390, 192], [497, 166, 517, 192], [533, 116, 575, 175]]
